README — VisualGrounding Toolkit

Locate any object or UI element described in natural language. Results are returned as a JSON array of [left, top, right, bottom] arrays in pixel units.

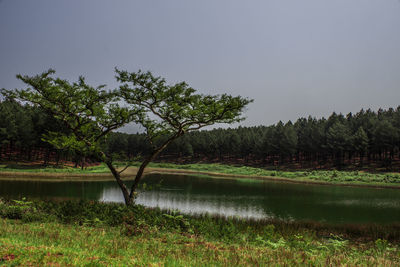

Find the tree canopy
[[115, 69, 252, 194]]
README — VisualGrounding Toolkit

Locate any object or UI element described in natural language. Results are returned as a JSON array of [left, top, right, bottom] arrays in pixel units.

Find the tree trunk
[[44, 149, 50, 166], [129, 134, 180, 202], [105, 161, 131, 206]]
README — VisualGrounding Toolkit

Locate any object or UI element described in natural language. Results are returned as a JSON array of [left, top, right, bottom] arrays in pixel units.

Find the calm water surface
[[1, 173, 400, 224]]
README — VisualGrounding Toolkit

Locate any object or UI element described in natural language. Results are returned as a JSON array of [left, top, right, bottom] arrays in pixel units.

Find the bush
[[0, 198, 35, 220]]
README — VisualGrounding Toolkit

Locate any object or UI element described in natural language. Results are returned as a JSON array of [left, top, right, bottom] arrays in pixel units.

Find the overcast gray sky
[[1, 0, 399, 131]]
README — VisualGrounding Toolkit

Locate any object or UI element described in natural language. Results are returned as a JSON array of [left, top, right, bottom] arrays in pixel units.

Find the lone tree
[[115, 69, 252, 200], [2, 69, 252, 205]]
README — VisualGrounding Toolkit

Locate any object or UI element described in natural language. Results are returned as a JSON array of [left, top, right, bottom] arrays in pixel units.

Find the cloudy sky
[[1, 0, 399, 131]]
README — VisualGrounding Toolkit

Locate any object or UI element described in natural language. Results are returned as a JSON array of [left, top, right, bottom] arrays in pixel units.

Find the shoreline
[[1, 166, 400, 190]]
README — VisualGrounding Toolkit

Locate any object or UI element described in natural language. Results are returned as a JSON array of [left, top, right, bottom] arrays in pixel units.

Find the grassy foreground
[[1, 161, 400, 187], [0, 199, 399, 266]]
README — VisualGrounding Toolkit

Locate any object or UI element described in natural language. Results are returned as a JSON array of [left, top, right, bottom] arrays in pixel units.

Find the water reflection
[[100, 187, 269, 219]]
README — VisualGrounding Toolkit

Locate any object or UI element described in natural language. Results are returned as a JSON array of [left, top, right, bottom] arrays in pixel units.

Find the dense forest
[[1, 98, 400, 170]]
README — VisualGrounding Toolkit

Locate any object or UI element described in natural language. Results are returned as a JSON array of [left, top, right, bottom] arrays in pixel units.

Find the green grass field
[[0, 163, 110, 174], [141, 162, 400, 186], [0, 199, 399, 266], [1, 161, 399, 187]]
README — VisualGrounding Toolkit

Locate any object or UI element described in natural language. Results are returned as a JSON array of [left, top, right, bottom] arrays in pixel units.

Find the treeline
[[1, 98, 400, 169], [107, 107, 400, 169], [0, 99, 89, 166]]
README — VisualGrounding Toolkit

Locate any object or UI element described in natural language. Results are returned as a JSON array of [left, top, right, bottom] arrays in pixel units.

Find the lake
[[1, 173, 400, 224]]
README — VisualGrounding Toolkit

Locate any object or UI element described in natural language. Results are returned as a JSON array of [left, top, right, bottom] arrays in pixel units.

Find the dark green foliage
[[0, 198, 47, 222], [353, 127, 369, 153], [2, 83, 400, 170], [1, 198, 400, 246], [2, 69, 139, 156], [0, 98, 67, 163], [115, 106, 400, 170]]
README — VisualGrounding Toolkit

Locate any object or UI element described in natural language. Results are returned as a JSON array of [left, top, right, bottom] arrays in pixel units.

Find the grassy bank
[[0, 163, 110, 174], [1, 161, 400, 188], [0, 199, 399, 266], [137, 162, 400, 187]]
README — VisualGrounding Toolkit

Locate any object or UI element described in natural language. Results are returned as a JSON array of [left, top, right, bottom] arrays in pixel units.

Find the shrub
[[0, 198, 34, 220]]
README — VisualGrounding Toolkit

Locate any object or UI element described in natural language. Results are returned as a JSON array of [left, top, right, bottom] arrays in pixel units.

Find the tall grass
[[0, 198, 399, 265]]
